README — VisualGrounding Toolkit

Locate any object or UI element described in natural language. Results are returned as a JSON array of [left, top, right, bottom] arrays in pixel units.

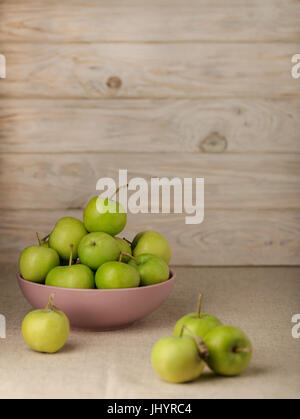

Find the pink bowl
[[17, 271, 175, 330]]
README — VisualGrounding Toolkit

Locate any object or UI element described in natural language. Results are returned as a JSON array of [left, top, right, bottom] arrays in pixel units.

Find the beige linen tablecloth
[[0, 264, 299, 399]]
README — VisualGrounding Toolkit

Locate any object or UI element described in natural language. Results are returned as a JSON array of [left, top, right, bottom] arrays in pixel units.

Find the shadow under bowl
[[17, 270, 175, 331]]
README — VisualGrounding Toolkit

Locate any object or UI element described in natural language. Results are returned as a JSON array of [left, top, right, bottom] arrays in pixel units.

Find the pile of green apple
[[19, 193, 172, 290], [152, 294, 252, 383]]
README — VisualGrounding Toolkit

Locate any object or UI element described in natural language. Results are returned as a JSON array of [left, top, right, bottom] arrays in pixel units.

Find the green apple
[[78, 231, 120, 270], [48, 217, 87, 261], [128, 253, 169, 286], [132, 231, 171, 264], [151, 334, 205, 383], [19, 233, 60, 283], [204, 326, 252, 376], [46, 265, 94, 289], [174, 294, 222, 339], [46, 245, 95, 289], [83, 196, 127, 236], [22, 294, 70, 354], [115, 237, 132, 262], [95, 261, 140, 289]]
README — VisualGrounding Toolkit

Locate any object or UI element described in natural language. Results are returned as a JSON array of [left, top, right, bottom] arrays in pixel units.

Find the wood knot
[[106, 76, 122, 90], [199, 132, 228, 153]]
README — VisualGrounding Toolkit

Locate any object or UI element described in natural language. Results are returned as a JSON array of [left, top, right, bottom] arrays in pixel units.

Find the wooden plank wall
[[0, 0, 299, 265]]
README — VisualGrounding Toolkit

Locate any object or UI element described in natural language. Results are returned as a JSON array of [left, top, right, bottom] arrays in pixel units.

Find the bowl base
[[70, 322, 135, 332]]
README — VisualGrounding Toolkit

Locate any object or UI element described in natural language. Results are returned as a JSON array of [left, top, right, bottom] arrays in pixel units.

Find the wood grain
[[1, 0, 299, 42], [1, 1, 299, 268], [1, 98, 300, 153], [0, 152, 299, 210], [1, 43, 297, 98], [2, 209, 300, 265]]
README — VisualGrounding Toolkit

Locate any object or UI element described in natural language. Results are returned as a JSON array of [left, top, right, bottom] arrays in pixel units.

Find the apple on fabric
[[204, 326, 252, 376], [22, 294, 70, 354], [151, 328, 205, 383], [174, 294, 222, 339]]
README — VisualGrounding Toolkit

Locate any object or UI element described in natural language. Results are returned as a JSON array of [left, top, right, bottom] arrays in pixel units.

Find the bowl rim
[[17, 269, 175, 293]]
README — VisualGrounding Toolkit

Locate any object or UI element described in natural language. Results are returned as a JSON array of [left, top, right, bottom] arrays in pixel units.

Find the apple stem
[[109, 184, 128, 200], [69, 244, 74, 266], [183, 325, 209, 360], [120, 252, 140, 265], [46, 293, 55, 310], [179, 324, 185, 338], [197, 293, 203, 318], [104, 184, 129, 206], [36, 232, 42, 246], [45, 293, 60, 313], [122, 237, 132, 246], [42, 233, 50, 242], [37, 232, 49, 246]]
